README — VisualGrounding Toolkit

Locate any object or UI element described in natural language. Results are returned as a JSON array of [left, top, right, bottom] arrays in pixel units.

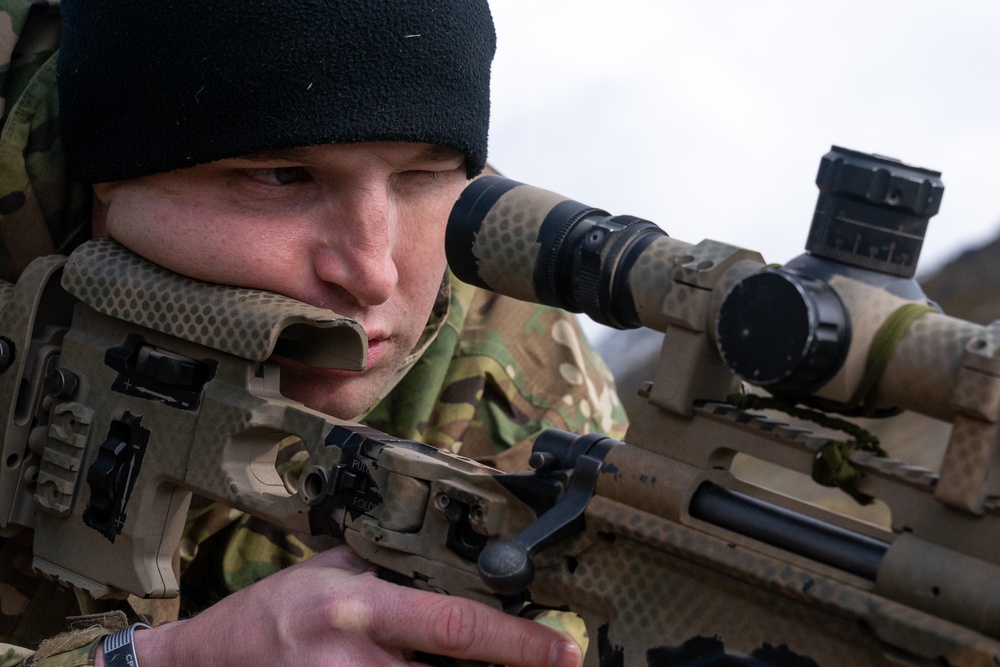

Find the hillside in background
[[921, 236, 1000, 324]]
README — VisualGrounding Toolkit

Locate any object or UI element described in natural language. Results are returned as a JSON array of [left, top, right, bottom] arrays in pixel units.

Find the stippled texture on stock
[[62, 238, 366, 367]]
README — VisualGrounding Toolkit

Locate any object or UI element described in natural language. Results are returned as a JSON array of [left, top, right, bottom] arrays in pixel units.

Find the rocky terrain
[[922, 235, 1000, 324]]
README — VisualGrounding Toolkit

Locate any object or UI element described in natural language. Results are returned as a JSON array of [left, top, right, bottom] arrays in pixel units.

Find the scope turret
[[807, 146, 944, 278]]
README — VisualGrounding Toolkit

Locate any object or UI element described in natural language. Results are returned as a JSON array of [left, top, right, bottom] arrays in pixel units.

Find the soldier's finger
[[371, 588, 582, 667]]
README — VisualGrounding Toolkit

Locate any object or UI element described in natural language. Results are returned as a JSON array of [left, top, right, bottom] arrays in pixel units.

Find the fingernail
[[550, 639, 583, 667]]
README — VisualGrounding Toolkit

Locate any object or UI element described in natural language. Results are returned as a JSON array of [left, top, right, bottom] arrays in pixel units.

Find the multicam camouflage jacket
[[0, 2, 628, 665], [0, 0, 89, 285]]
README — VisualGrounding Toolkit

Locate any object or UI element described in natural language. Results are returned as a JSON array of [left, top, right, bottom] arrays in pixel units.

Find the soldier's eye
[[245, 166, 308, 185]]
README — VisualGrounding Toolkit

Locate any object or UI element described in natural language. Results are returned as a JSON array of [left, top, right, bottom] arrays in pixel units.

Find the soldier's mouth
[[272, 336, 391, 378]]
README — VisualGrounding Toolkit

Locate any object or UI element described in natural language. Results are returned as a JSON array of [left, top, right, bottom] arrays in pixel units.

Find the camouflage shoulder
[[421, 286, 628, 467], [0, 0, 61, 119], [462, 287, 627, 435], [0, 0, 90, 284]]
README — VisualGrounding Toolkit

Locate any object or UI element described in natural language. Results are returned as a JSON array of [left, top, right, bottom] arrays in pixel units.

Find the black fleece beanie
[[57, 0, 495, 184]]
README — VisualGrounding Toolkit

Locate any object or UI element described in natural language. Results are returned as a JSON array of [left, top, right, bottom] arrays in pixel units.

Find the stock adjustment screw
[[45, 368, 80, 399]]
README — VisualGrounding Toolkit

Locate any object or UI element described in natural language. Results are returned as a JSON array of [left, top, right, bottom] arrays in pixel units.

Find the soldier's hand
[[95, 544, 582, 667]]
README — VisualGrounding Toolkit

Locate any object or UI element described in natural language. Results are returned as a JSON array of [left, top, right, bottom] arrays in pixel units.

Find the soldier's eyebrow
[[412, 145, 465, 164]]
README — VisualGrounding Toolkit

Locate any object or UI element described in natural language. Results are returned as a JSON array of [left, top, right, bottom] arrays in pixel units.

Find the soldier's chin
[[274, 356, 381, 421]]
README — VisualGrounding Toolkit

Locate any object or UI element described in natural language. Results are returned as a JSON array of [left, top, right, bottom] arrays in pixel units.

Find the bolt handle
[[478, 541, 534, 595], [477, 439, 613, 595]]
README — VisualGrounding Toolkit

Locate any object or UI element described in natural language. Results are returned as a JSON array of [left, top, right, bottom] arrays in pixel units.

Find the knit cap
[[57, 0, 495, 183]]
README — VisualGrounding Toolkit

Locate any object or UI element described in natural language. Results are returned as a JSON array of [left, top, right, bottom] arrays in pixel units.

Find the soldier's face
[[91, 141, 468, 419]]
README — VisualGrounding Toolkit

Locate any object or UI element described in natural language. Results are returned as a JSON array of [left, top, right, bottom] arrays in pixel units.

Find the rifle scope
[[446, 148, 944, 395]]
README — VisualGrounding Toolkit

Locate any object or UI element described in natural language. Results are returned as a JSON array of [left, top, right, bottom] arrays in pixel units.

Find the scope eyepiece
[[446, 176, 665, 329]]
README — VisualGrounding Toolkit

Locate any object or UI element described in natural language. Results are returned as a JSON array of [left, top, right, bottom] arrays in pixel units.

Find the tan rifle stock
[[2, 147, 999, 665]]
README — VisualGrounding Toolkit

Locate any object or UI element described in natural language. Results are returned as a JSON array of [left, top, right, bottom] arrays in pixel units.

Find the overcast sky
[[486, 1, 1000, 302]]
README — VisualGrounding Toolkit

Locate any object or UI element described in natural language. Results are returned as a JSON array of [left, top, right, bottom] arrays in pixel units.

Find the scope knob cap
[[808, 146, 944, 278], [716, 269, 850, 395], [478, 541, 535, 595]]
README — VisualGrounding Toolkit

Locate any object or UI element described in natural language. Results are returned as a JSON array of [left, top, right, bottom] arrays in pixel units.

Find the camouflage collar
[[362, 269, 475, 419]]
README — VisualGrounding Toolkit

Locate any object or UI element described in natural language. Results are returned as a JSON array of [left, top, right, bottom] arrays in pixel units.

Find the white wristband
[[103, 622, 150, 667]]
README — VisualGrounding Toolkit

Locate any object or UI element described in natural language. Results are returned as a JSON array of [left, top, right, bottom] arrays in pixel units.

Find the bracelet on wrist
[[102, 622, 150, 667]]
